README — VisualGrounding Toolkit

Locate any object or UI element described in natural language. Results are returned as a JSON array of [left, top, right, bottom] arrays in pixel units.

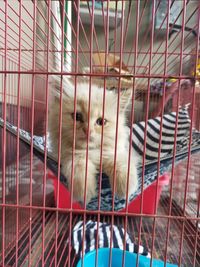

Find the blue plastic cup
[[76, 248, 178, 267]]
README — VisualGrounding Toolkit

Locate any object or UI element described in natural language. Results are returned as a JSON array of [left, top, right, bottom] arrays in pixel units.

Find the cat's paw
[[114, 164, 138, 199], [63, 157, 97, 204], [72, 173, 97, 204], [128, 164, 138, 197]]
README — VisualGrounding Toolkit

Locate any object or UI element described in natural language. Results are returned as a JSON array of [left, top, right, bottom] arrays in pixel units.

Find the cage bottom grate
[[1, 202, 199, 267]]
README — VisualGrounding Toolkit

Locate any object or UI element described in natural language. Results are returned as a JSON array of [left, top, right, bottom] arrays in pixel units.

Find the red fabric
[[48, 172, 82, 209], [47, 172, 169, 214], [121, 174, 170, 214]]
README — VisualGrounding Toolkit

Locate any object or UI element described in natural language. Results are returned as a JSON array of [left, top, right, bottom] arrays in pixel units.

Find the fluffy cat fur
[[48, 80, 138, 204]]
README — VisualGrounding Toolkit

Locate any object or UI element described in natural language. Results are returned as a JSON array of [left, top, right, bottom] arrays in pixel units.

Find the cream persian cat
[[49, 80, 138, 204]]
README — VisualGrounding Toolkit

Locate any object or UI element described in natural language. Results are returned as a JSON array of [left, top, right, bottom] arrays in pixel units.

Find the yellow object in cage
[[192, 63, 200, 85]]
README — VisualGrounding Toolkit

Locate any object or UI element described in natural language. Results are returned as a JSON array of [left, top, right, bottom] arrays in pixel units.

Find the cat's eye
[[71, 112, 83, 122], [96, 117, 107, 126]]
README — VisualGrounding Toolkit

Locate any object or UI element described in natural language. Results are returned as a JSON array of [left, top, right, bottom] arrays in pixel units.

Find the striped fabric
[[72, 220, 150, 258], [132, 106, 191, 162]]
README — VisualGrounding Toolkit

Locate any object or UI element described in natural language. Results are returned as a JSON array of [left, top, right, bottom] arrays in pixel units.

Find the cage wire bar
[[0, 0, 200, 267]]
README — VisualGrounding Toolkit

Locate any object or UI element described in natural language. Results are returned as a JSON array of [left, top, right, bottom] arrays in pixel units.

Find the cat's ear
[[49, 76, 74, 101], [119, 89, 132, 112]]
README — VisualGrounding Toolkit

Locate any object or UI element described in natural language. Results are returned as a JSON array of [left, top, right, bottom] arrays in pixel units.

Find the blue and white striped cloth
[[132, 106, 191, 162], [72, 220, 150, 258]]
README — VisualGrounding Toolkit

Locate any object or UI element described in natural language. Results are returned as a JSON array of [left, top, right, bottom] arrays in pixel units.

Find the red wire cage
[[0, 1, 200, 266]]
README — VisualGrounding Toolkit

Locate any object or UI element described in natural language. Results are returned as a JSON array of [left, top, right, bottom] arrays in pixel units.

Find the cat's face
[[50, 82, 130, 151]]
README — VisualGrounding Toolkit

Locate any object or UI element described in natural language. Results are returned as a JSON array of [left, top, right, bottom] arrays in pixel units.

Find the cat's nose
[[83, 127, 91, 137]]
